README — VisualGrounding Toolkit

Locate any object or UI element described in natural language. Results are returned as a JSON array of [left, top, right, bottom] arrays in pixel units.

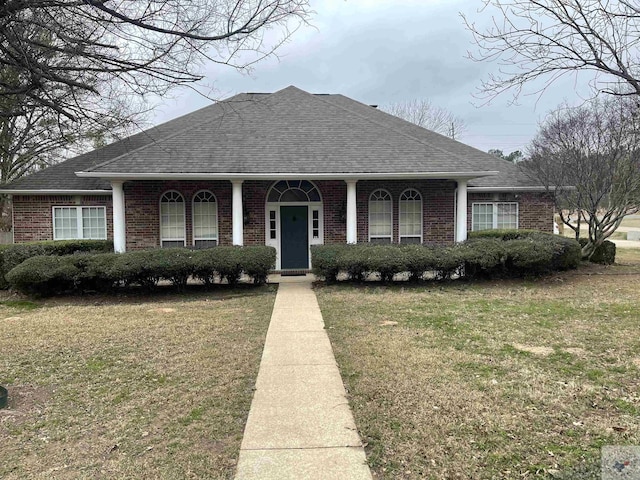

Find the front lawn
[[0, 287, 276, 479], [317, 256, 640, 479]]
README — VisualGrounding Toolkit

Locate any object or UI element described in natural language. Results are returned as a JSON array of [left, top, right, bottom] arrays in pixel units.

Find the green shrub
[[535, 234, 581, 270], [240, 246, 277, 285], [461, 239, 506, 279], [146, 249, 197, 289], [311, 245, 342, 282], [578, 238, 616, 264], [0, 240, 113, 289], [502, 239, 555, 276], [401, 245, 438, 281], [339, 245, 372, 282], [467, 229, 540, 240], [206, 247, 243, 285], [432, 246, 466, 279], [366, 245, 407, 282], [309, 235, 581, 284], [6, 255, 82, 295], [6, 245, 275, 295]]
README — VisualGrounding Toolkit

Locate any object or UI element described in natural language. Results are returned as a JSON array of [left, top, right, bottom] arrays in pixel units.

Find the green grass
[[317, 254, 640, 479], [0, 287, 276, 479]]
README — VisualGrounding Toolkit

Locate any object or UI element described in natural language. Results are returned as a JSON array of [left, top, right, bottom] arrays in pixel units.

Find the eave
[[0, 189, 113, 195], [74, 171, 500, 181]]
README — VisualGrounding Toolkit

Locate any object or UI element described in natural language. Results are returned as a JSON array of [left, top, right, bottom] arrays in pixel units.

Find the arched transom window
[[193, 190, 218, 248], [267, 180, 321, 202], [399, 188, 423, 244], [160, 191, 185, 247], [369, 189, 392, 243]]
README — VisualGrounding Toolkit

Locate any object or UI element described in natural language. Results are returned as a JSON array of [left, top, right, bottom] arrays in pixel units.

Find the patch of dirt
[[380, 321, 398, 326], [513, 344, 554, 356], [633, 358, 640, 368], [4, 316, 22, 321], [565, 347, 586, 356], [147, 308, 176, 313], [0, 384, 53, 425]]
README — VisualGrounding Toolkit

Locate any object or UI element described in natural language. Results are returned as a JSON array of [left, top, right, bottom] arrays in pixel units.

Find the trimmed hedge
[[467, 229, 542, 240], [6, 246, 276, 296], [311, 233, 581, 282], [578, 238, 617, 265], [0, 240, 113, 289]]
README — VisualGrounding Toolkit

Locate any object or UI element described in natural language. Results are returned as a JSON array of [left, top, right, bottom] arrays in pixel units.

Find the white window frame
[[265, 180, 324, 271], [192, 190, 218, 247], [399, 188, 423, 244], [368, 189, 393, 243], [471, 202, 519, 231], [159, 190, 186, 247], [52, 206, 107, 240]]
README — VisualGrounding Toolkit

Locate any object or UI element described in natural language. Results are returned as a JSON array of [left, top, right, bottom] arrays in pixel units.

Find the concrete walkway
[[235, 276, 372, 480]]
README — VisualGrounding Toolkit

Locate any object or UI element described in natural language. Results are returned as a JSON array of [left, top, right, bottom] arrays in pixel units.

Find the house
[[0, 86, 553, 270]]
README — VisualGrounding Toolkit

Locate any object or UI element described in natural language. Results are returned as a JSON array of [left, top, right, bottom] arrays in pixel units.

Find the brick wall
[[11, 184, 554, 247], [467, 191, 554, 232], [13, 195, 113, 243], [123, 180, 232, 250], [356, 180, 457, 244]]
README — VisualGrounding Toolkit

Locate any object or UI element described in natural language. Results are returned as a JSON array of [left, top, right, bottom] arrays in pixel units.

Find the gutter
[[467, 186, 549, 192], [0, 189, 113, 195], [74, 171, 500, 181]]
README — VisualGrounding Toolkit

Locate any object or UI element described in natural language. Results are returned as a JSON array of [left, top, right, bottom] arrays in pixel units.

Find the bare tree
[[0, 1, 310, 124], [463, 1, 640, 101], [0, 1, 309, 230], [488, 149, 524, 163], [525, 96, 640, 259], [382, 99, 467, 139]]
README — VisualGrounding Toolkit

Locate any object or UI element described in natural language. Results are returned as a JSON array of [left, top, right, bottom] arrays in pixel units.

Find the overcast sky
[[153, 0, 591, 155]]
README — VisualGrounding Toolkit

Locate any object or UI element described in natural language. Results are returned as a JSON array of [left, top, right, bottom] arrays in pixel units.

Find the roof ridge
[[313, 93, 483, 172], [79, 92, 267, 174]]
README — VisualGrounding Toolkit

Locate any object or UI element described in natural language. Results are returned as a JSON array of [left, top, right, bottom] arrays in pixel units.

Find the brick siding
[[356, 180, 457, 244], [11, 182, 554, 247], [13, 195, 113, 243], [467, 191, 554, 232]]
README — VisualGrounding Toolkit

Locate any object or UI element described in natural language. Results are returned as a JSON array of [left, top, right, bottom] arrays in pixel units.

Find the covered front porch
[[106, 176, 473, 270]]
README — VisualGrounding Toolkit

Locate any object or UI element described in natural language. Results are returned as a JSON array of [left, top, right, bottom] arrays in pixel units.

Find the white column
[[346, 179, 358, 244], [232, 180, 244, 246], [456, 180, 468, 243], [111, 180, 126, 253]]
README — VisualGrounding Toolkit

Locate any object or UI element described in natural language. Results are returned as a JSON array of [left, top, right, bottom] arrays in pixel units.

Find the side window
[[399, 189, 422, 244], [193, 190, 218, 248], [160, 191, 186, 247], [369, 189, 392, 243], [53, 206, 106, 240]]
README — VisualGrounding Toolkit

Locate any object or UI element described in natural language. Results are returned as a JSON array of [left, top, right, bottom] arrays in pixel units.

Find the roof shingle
[[2, 86, 541, 191]]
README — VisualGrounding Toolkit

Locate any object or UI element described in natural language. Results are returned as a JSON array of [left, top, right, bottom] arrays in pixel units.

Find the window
[[192, 190, 218, 248], [269, 210, 277, 240], [53, 206, 107, 240], [267, 180, 321, 202], [369, 189, 392, 243], [399, 189, 422, 244], [160, 191, 185, 247], [472, 203, 519, 231], [312, 210, 320, 239]]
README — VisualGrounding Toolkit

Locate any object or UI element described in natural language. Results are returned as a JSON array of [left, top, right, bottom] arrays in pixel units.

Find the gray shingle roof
[[2, 86, 542, 191]]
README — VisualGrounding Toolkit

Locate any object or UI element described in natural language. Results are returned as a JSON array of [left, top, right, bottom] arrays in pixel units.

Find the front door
[[280, 206, 308, 269]]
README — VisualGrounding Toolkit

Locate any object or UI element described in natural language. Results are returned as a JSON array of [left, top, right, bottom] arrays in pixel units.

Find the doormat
[[280, 270, 309, 277]]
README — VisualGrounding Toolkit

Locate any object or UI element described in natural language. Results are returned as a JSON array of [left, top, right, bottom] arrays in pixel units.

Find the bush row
[[6, 246, 276, 296], [472, 229, 617, 265], [311, 232, 581, 282], [0, 240, 113, 289]]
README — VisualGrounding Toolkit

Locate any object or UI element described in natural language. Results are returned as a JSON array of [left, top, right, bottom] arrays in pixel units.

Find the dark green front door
[[280, 206, 308, 269]]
